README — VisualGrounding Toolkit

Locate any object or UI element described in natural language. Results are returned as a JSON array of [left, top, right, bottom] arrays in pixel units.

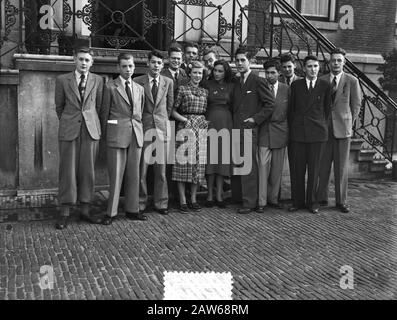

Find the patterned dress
[[204, 80, 233, 176], [172, 84, 209, 184]]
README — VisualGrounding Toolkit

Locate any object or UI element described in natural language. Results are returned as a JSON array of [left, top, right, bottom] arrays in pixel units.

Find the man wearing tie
[[318, 48, 361, 213], [232, 47, 274, 214], [257, 60, 289, 212], [100, 53, 146, 225], [288, 55, 331, 214], [161, 46, 189, 95], [181, 42, 199, 74], [54, 46, 104, 229], [280, 53, 302, 85], [134, 50, 174, 215]]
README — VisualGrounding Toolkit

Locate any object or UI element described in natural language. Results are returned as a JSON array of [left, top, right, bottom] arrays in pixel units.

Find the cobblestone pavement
[[0, 179, 396, 300]]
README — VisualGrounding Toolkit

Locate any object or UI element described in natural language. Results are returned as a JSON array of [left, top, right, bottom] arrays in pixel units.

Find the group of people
[[54, 42, 361, 230]]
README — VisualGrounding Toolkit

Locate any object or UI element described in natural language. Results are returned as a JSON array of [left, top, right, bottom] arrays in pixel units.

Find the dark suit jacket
[[133, 74, 174, 141], [288, 78, 331, 143], [100, 77, 145, 148], [320, 72, 361, 138], [232, 72, 274, 130], [279, 74, 303, 85], [55, 72, 103, 141], [161, 68, 189, 94], [259, 82, 289, 148]]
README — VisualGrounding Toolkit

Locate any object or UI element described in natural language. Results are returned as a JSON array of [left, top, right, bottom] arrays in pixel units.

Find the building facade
[[0, 0, 396, 194]]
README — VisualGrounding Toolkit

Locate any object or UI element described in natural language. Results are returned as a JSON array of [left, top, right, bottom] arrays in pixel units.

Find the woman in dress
[[204, 60, 234, 208], [172, 61, 209, 213]]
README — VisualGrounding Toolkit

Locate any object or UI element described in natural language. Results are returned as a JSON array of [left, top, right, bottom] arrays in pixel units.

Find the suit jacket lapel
[[68, 72, 82, 104], [143, 75, 154, 105], [132, 82, 140, 114], [115, 77, 131, 106], [155, 76, 166, 107], [335, 73, 346, 103], [83, 73, 95, 105]]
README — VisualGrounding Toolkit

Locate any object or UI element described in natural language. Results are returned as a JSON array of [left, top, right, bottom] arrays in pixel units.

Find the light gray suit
[[258, 81, 289, 206], [134, 74, 174, 211], [55, 71, 103, 209], [318, 72, 361, 206], [100, 76, 145, 216]]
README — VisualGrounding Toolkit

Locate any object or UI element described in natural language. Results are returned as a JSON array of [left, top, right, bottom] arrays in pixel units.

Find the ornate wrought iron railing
[[1, 0, 396, 161]]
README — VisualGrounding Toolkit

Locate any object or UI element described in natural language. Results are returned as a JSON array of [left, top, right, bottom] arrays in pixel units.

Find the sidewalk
[[0, 179, 396, 300]]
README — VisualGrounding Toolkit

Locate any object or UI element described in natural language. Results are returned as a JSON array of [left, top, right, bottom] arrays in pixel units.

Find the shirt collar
[[119, 75, 132, 87], [330, 71, 343, 85], [148, 74, 160, 84], [306, 77, 317, 89], [75, 70, 88, 82]]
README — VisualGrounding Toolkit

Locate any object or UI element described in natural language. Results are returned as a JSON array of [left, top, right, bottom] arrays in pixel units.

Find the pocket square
[[247, 91, 252, 94], [107, 120, 118, 124]]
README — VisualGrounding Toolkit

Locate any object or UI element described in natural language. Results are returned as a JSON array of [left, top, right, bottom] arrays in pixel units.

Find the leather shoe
[[155, 208, 169, 215], [338, 204, 350, 213], [319, 201, 328, 207], [190, 202, 201, 212], [215, 200, 226, 208], [80, 214, 103, 224], [310, 207, 319, 214], [205, 200, 215, 208], [237, 208, 253, 214], [55, 217, 68, 230], [102, 215, 113, 225], [256, 206, 265, 213], [268, 202, 283, 209], [179, 204, 189, 214], [288, 206, 302, 212], [126, 212, 147, 221]]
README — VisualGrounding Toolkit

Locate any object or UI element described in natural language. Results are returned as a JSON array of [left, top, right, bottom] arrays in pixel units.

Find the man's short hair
[[203, 48, 217, 57], [280, 53, 296, 64], [184, 42, 198, 52], [263, 59, 281, 72], [330, 47, 346, 56], [117, 52, 134, 64], [235, 46, 252, 60], [304, 55, 319, 65], [74, 46, 93, 57], [148, 50, 164, 61], [168, 46, 183, 56]]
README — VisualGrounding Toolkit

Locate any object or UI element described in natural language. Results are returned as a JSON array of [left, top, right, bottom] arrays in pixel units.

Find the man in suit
[[134, 50, 174, 215], [280, 53, 302, 85], [161, 46, 189, 95], [232, 47, 274, 214], [181, 42, 199, 74], [202, 48, 218, 81], [54, 46, 104, 230], [100, 53, 146, 225], [257, 59, 289, 212], [288, 55, 331, 214], [318, 48, 361, 213]]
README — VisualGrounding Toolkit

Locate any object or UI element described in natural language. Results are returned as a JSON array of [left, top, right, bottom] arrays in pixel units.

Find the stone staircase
[[349, 138, 392, 179]]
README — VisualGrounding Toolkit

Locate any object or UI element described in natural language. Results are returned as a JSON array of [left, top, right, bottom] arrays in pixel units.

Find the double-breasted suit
[[100, 76, 145, 217], [55, 71, 103, 209], [288, 78, 331, 209], [134, 74, 174, 211], [318, 72, 361, 206], [258, 81, 289, 206], [232, 72, 274, 209]]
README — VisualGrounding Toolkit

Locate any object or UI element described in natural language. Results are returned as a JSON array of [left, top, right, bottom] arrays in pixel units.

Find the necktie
[[286, 77, 291, 86], [152, 79, 158, 102], [78, 74, 86, 101], [331, 76, 338, 102], [174, 71, 179, 82], [125, 80, 133, 110], [309, 80, 313, 92], [240, 74, 245, 88], [270, 84, 275, 98]]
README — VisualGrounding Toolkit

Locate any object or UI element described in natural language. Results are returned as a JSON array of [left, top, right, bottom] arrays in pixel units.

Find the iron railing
[[1, 0, 396, 161]]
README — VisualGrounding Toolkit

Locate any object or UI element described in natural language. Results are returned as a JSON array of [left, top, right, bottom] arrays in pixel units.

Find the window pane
[[301, 0, 329, 17]]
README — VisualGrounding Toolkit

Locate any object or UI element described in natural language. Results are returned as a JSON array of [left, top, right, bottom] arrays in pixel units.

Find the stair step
[[358, 149, 376, 162], [370, 159, 388, 172], [350, 138, 364, 151]]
